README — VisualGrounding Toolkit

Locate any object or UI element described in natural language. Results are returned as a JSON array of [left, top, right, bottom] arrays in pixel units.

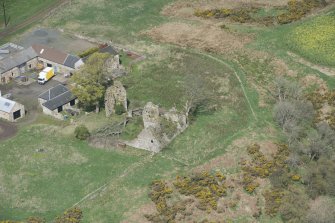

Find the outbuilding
[[38, 84, 78, 120], [0, 97, 25, 122]]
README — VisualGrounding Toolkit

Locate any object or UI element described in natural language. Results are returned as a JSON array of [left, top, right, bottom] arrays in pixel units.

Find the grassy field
[[288, 11, 335, 67], [3, 0, 331, 222], [47, 0, 174, 43], [0, 45, 267, 221], [0, 0, 55, 29], [250, 7, 335, 68]]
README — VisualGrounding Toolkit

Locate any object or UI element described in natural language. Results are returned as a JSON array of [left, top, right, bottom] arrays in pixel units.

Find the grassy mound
[[288, 12, 335, 66]]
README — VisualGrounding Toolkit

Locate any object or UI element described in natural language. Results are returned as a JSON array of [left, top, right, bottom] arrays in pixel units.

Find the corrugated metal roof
[[0, 47, 38, 74], [0, 96, 16, 113], [39, 84, 77, 110], [64, 55, 80, 69], [0, 43, 24, 60]]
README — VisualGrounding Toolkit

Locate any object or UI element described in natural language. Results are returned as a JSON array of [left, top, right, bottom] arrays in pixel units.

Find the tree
[[304, 158, 335, 198], [305, 196, 335, 223], [70, 52, 110, 112], [279, 185, 309, 223], [299, 122, 335, 161], [274, 77, 302, 102], [1, 0, 10, 27]]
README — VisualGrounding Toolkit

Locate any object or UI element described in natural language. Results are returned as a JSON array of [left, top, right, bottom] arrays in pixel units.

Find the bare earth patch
[[144, 22, 251, 55], [0, 121, 17, 141], [300, 75, 328, 94]]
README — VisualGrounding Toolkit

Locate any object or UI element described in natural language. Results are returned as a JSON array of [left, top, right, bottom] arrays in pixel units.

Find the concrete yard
[[18, 28, 96, 55], [0, 78, 63, 114]]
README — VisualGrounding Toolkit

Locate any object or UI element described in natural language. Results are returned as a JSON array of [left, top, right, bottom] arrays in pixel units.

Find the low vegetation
[[194, 0, 328, 25], [74, 125, 90, 140], [288, 12, 335, 66]]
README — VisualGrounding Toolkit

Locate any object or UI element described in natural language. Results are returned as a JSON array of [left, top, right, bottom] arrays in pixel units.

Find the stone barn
[[0, 47, 38, 84], [0, 96, 25, 122], [32, 44, 83, 75], [38, 84, 78, 120]]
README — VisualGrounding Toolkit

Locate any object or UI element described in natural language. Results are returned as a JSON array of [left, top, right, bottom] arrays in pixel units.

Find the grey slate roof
[[99, 45, 118, 55], [0, 96, 16, 113], [39, 84, 69, 101], [39, 84, 77, 110], [0, 47, 38, 74], [82, 45, 118, 62], [64, 55, 81, 69]]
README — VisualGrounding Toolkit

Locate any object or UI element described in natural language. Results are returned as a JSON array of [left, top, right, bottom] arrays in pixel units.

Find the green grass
[[48, 0, 174, 43], [250, 7, 335, 67], [0, 46, 268, 222], [0, 125, 143, 221], [0, 0, 55, 29], [288, 11, 335, 67]]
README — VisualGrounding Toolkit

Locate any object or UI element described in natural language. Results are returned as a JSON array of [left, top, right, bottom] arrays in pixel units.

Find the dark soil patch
[[0, 121, 17, 140]]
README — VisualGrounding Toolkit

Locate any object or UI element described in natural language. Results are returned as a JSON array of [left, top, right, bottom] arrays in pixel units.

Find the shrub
[[54, 207, 83, 223], [114, 103, 125, 115], [78, 47, 99, 58], [74, 125, 90, 140], [26, 217, 46, 223]]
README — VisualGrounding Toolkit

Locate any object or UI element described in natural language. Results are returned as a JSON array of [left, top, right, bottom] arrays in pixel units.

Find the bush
[[54, 207, 83, 223], [26, 217, 46, 223], [78, 47, 99, 58], [74, 125, 90, 140], [115, 103, 125, 115]]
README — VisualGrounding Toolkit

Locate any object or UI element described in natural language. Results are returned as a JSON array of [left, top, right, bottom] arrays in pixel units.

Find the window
[[47, 63, 52, 67], [13, 110, 21, 120], [29, 64, 31, 68], [57, 106, 63, 113], [70, 99, 75, 106], [11, 72, 13, 76]]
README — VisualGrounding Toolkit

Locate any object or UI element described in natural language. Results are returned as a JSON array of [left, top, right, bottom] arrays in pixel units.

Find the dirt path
[[192, 50, 257, 120], [288, 52, 335, 77], [0, 121, 17, 141], [0, 0, 69, 39]]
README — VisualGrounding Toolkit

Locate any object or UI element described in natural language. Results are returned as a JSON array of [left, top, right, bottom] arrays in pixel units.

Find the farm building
[[0, 43, 84, 84], [0, 43, 24, 60], [38, 84, 78, 120], [0, 47, 38, 83], [0, 96, 25, 122], [82, 44, 118, 62], [32, 44, 83, 75]]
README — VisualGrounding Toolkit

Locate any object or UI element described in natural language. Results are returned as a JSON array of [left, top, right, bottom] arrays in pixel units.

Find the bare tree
[[1, 0, 10, 27], [273, 101, 296, 128], [274, 77, 302, 101]]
